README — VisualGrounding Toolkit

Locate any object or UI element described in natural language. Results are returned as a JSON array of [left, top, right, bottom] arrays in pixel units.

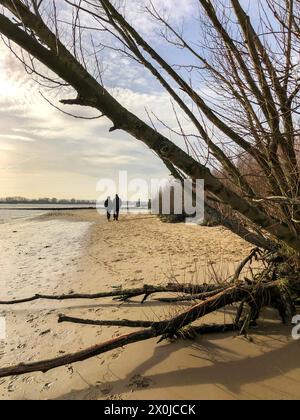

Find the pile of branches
[[0, 248, 299, 379]]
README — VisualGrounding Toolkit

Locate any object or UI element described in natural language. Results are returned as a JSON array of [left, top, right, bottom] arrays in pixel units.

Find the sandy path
[[0, 211, 299, 400]]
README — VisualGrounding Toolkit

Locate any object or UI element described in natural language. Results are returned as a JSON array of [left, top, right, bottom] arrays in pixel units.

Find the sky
[[0, 0, 258, 200], [0, 0, 200, 200]]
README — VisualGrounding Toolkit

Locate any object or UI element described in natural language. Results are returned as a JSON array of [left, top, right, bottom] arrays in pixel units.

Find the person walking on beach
[[113, 194, 122, 221], [104, 196, 112, 221]]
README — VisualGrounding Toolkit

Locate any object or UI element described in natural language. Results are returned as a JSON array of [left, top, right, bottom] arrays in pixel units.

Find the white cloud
[[0, 1, 201, 199], [0, 47, 170, 198], [122, 0, 195, 37], [0, 134, 35, 142]]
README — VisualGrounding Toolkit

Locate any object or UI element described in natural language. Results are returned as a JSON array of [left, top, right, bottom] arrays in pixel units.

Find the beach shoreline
[[0, 210, 299, 400]]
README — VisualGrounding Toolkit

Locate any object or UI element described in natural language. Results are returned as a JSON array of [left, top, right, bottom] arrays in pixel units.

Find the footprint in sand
[[128, 374, 153, 390], [112, 329, 121, 338], [107, 394, 123, 400], [111, 351, 121, 359], [100, 385, 112, 396]]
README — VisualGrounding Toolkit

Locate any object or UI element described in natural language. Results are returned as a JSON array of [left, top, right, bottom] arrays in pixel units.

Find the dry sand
[[0, 210, 300, 400]]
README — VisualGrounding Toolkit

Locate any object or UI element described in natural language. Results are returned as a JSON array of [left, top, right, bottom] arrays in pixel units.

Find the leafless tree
[[0, 0, 299, 378]]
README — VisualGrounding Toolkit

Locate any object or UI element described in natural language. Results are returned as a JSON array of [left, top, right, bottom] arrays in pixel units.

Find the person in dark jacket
[[113, 194, 122, 221], [104, 196, 112, 221]]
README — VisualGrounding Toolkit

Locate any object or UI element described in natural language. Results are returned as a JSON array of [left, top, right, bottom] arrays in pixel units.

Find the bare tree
[[0, 0, 299, 251], [0, 0, 299, 378]]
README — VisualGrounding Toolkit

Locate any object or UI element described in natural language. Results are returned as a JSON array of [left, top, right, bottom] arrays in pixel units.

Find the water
[[0, 206, 93, 299], [0, 204, 95, 224], [0, 203, 149, 299], [0, 203, 149, 224], [0, 209, 45, 223]]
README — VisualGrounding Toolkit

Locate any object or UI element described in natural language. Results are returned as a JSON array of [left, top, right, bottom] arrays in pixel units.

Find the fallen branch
[[154, 288, 226, 302], [0, 328, 156, 378], [0, 281, 280, 378], [58, 315, 242, 338], [59, 314, 242, 339], [0, 283, 223, 305], [58, 314, 157, 328]]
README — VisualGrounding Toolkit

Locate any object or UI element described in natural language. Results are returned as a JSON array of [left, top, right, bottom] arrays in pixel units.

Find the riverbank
[[0, 210, 299, 400]]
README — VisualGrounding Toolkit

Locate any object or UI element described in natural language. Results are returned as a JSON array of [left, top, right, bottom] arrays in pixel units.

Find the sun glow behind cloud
[[0, 51, 170, 199], [0, 1, 199, 200]]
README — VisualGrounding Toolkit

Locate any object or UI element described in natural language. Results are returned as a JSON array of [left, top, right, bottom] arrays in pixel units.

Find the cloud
[[122, 0, 196, 37], [0, 2, 201, 199], [0, 49, 171, 198], [0, 134, 35, 142]]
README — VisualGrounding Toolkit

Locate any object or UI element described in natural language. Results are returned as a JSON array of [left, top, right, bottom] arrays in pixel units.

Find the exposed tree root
[[0, 248, 298, 379], [0, 279, 288, 378], [231, 247, 262, 282]]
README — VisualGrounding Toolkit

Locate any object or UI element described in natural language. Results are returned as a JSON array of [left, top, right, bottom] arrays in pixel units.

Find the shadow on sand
[[54, 321, 300, 400]]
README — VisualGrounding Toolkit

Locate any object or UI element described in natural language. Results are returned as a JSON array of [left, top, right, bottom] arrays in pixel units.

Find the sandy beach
[[0, 210, 300, 400]]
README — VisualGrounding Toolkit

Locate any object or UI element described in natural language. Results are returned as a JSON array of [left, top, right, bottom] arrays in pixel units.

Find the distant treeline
[[0, 197, 149, 207], [0, 197, 96, 204]]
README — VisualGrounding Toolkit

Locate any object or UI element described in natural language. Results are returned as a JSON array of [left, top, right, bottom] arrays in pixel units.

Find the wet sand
[[0, 210, 299, 400]]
